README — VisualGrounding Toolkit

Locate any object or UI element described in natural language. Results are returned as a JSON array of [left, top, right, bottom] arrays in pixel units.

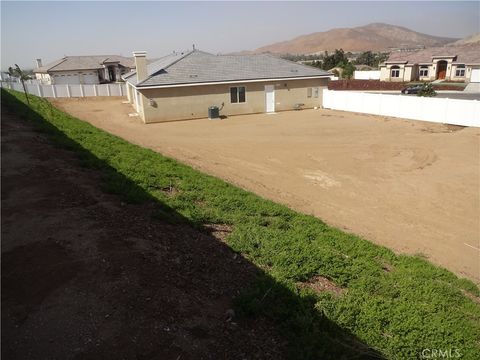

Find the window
[[230, 86, 246, 103], [419, 66, 429, 77], [455, 64, 465, 77], [313, 87, 319, 98], [391, 66, 400, 78], [307, 87, 312, 98]]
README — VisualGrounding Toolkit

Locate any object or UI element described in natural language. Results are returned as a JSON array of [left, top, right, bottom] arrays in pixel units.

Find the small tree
[[341, 62, 355, 79], [12, 64, 31, 104], [417, 83, 437, 97]]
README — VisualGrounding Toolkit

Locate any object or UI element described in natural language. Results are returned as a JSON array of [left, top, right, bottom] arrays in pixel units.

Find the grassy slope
[[3, 89, 479, 359]]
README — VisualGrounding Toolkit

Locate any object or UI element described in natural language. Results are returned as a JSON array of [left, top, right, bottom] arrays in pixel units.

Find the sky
[[1, 1, 479, 70]]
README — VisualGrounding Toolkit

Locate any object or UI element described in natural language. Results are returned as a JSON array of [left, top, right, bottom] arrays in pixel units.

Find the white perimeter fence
[[322, 89, 480, 127], [354, 70, 381, 80], [0, 81, 126, 98]]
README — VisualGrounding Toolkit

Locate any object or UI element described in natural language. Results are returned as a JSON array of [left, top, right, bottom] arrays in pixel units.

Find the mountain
[[451, 32, 480, 46], [253, 23, 457, 54]]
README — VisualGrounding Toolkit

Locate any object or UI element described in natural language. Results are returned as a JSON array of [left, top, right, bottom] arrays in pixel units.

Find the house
[[122, 49, 331, 123], [33, 55, 135, 85], [328, 66, 344, 78], [379, 44, 480, 82]]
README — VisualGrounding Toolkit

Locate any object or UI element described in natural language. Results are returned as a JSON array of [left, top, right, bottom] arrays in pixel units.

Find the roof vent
[[189, 74, 198, 78], [291, 69, 299, 72]]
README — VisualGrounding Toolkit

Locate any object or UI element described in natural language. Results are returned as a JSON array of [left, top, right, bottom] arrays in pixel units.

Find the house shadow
[[1, 90, 385, 360]]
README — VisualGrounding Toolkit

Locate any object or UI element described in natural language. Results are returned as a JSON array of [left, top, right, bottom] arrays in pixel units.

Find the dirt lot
[[1, 111, 286, 359], [52, 98, 480, 282]]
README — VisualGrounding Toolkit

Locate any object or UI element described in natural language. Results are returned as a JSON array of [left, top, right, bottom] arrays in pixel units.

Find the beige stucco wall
[[379, 64, 406, 82], [126, 83, 134, 103], [381, 60, 476, 83], [137, 78, 328, 123], [379, 67, 389, 81], [35, 73, 52, 84], [404, 65, 418, 81], [418, 64, 433, 81], [431, 58, 455, 80], [450, 64, 468, 81]]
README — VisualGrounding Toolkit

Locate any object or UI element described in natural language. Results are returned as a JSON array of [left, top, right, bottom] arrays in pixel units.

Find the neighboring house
[[379, 44, 480, 82], [328, 67, 344, 78], [0, 73, 19, 82], [33, 55, 135, 85], [123, 49, 331, 123]]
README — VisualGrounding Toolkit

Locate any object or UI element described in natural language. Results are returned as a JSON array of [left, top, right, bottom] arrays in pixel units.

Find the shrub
[[417, 83, 437, 97]]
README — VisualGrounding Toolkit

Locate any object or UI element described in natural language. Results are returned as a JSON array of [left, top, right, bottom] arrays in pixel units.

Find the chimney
[[35, 58, 42, 68], [133, 51, 147, 83]]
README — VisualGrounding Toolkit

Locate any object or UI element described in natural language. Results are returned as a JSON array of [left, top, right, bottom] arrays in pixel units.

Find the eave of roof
[[133, 75, 331, 90]]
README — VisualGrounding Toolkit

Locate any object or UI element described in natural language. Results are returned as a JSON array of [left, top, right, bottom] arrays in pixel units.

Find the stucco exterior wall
[[404, 65, 418, 81], [137, 78, 328, 123], [450, 64, 468, 81], [126, 83, 134, 103], [418, 64, 433, 81], [379, 67, 390, 81], [431, 58, 455, 80], [380, 64, 406, 82], [381, 60, 476, 82], [35, 73, 52, 84]]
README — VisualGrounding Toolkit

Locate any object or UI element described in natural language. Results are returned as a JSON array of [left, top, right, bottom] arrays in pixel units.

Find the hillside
[[451, 32, 480, 45], [253, 23, 456, 54]]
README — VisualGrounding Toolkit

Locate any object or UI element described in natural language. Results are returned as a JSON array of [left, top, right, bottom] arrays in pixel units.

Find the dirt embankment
[[1, 111, 286, 359]]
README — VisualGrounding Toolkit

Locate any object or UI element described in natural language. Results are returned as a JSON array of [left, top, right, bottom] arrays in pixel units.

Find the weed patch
[[297, 275, 346, 297]]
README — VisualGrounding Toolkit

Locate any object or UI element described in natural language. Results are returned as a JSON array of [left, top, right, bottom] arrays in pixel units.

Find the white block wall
[[323, 89, 480, 127], [354, 71, 381, 80], [1, 81, 126, 99]]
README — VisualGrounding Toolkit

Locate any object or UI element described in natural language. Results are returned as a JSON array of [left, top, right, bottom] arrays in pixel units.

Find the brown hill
[[451, 32, 480, 45], [254, 23, 457, 54]]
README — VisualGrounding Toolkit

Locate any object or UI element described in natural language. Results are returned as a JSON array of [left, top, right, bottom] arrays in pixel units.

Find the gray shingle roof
[[123, 52, 189, 84], [34, 55, 135, 73], [125, 50, 330, 87]]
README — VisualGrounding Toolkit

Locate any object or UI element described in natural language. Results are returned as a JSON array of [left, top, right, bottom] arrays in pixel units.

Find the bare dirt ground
[[1, 111, 287, 359], [51, 97, 480, 283]]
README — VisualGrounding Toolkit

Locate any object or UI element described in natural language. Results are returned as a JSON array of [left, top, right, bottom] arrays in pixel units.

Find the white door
[[471, 69, 480, 83], [265, 85, 275, 113]]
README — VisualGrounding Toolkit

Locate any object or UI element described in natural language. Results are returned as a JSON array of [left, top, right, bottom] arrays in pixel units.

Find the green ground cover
[[3, 89, 479, 359]]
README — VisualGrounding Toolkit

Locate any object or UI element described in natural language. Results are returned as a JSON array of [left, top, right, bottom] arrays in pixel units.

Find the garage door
[[52, 72, 99, 85], [80, 73, 99, 84], [471, 69, 480, 83], [53, 74, 80, 85]]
